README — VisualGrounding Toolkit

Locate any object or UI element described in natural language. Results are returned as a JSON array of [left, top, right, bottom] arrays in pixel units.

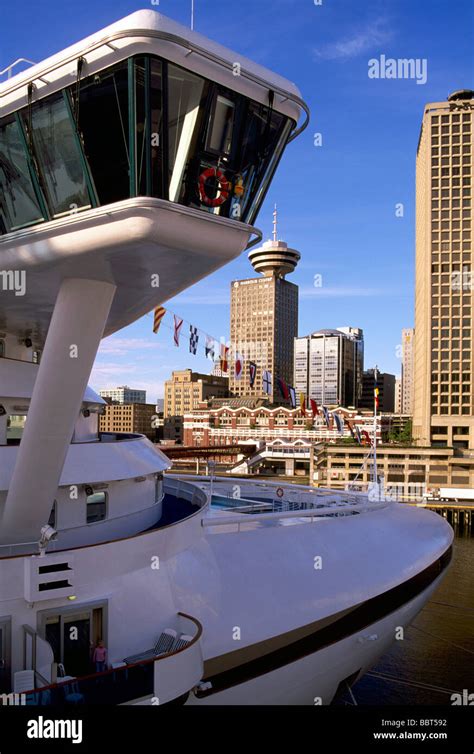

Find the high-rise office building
[[395, 376, 402, 413], [294, 327, 364, 407], [413, 90, 474, 449], [360, 369, 396, 413], [230, 207, 299, 402], [99, 385, 146, 404], [401, 328, 415, 414]]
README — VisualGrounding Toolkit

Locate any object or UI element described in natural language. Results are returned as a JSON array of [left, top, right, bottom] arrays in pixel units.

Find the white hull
[[186, 575, 443, 705]]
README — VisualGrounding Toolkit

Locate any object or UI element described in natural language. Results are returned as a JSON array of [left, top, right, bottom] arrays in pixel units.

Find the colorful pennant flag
[[205, 336, 215, 361], [248, 361, 257, 387], [322, 406, 330, 427], [288, 386, 296, 409], [153, 306, 166, 334], [310, 398, 318, 419], [374, 387, 379, 410], [234, 353, 244, 380], [333, 413, 344, 435], [220, 344, 229, 373], [354, 425, 362, 445], [173, 315, 183, 347], [362, 429, 372, 445], [346, 420, 356, 440], [277, 377, 290, 400], [189, 325, 199, 355], [299, 393, 307, 416], [262, 370, 272, 395]]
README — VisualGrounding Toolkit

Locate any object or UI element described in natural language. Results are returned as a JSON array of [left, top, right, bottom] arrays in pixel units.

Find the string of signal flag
[[153, 306, 377, 446]]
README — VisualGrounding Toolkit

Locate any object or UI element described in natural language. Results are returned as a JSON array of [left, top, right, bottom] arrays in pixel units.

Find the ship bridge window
[[73, 62, 130, 205], [0, 116, 45, 233], [86, 491, 107, 523], [24, 94, 92, 217], [1, 55, 293, 235]]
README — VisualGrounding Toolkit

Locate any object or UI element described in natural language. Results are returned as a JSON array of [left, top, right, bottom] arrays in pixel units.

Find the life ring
[[276, 487, 284, 499], [198, 167, 229, 207]]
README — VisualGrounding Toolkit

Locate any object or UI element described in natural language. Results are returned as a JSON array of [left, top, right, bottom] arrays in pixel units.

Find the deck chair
[[124, 628, 177, 664], [172, 634, 193, 652]]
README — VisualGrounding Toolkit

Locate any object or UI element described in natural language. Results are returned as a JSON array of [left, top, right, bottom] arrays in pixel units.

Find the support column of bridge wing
[[1, 278, 116, 544]]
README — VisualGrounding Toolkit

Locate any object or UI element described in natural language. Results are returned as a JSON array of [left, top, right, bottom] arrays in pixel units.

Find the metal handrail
[[20, 611, 203, 696], [203, 500, 388, 528]]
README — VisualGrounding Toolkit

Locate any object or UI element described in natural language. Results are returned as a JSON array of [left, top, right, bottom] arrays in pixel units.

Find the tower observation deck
[[248, 205, 300, 278]]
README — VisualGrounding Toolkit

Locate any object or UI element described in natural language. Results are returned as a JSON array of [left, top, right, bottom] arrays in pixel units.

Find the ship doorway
[[0, 617, 11, 692], [41, 604, 106, 678]]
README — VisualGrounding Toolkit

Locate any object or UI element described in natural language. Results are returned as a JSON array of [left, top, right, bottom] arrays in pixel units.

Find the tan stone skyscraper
[[413, 90, 474, 449], [230, 207, 299, 402], [401, 328, 414, 414]]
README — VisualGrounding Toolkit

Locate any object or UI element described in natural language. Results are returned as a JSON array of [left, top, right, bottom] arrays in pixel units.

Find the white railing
[[203, 499, 388, 532]]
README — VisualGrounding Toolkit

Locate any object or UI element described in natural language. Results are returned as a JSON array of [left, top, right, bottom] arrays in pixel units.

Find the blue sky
[[3, 0, 473, 401]]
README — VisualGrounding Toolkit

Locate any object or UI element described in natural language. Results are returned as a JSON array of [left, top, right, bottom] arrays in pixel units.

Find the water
[[337, 528, 474, 705]]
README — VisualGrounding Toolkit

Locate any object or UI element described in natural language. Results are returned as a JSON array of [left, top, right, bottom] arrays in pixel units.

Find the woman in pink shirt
[[92, 639, 108, 673]]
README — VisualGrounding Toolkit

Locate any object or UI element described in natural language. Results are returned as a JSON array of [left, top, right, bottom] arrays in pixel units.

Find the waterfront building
[[99, 402, 158, 440], [413, 89, 474, 448], [312, 442, 474, 496], [164, 369, 228, 441], [230, 207, 299, 401], [401, 328, 415, 414], [395, 376, 402, 413], [360, 369, 396, 412], [294, 327, 364, 408], [99, 385, 146, 404]]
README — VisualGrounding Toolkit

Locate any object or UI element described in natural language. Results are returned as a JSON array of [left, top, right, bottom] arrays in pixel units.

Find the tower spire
[[272, 204, 278, 242]]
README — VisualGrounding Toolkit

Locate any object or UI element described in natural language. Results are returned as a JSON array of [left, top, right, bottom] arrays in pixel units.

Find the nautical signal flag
[[299, 393, 307, 416], [322, 406, 330, 427], [277, 377, 290, 400], [362, 430, 371, 445], [205, 336, 215, 361], [248, 362, 257, 387], [153, 306, 166, 334], [288, 386, 296, 409], [189, 325, 199, 355], [333, 413, 344, 435], [234, 353, 244, 380], [374, 387, 379, 410], [173, 315, 183, 346], [310, 398, 318, 418], [262, 370, 272, 395], [220, 344, 229, 373]]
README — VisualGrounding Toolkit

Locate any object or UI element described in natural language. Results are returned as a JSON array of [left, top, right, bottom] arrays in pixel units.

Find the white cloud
[[98, 337, 157, 357], [313, 17, 393, 61]]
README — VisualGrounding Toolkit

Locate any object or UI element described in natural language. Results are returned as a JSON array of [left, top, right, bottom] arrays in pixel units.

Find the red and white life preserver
[[276, 487, 284, 499], [198, 167, 229, 207]]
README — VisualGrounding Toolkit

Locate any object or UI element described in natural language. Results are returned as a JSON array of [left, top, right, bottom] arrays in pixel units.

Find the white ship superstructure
[[0, 10, 452, 706]]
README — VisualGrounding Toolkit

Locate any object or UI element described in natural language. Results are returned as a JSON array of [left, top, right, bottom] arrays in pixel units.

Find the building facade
[[413, 90, 474, 449], [229, 209, 300, 402], [164, 369, 228, 441], [99, 403, 158, 439], [313, 442, 474, 496], [183, 402, 388, 447], [395, 376, 402, 413], [401, 328, 415, 414], [294, 328, 364, 408], [99, 386, 146, 404], [360, 369, 396, 412]]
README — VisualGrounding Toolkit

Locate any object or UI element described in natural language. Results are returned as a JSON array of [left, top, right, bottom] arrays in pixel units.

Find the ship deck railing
[[6, 613, 203, 707]]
